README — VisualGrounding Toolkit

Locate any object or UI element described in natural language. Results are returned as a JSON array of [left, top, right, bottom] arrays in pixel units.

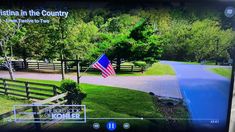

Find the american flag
[[92, 54, 116, 78]]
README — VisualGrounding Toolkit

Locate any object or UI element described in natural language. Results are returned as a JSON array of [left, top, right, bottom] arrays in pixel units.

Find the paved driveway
[[0, 70, 182, 99], [162, 61, 231, 128]]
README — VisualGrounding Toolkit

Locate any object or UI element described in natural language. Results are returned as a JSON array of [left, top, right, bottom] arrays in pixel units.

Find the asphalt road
[[162, 61, 231, 128], [0, 70, 182, 99]]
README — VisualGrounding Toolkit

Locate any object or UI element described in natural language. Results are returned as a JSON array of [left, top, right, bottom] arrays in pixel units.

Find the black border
[[0, 1, 235, 132], [227, 47, 235, 132]]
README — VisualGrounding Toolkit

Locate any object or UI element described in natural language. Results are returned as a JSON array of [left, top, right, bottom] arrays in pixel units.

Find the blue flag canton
[[98, 54, 110, 68]]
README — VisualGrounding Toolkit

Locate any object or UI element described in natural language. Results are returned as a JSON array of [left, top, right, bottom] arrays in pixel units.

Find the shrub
[[143, 57, 156, 64], [0, 58, 4, 64], [60, 79, 86, 105], [133, 61, 147, 67]]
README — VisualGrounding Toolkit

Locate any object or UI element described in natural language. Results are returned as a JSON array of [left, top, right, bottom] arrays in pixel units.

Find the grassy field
[[143, 63, 175, 75], [0, 78, 189, 130], [208, 67, 232, 79], [17, 79, 165, 118], [0, 95, 31, 114], [183, 61, 215, 65], [0, 95, 31, 125]]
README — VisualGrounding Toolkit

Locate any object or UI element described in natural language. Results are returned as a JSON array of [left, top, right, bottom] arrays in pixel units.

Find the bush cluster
[[60, 79, 86, 105]]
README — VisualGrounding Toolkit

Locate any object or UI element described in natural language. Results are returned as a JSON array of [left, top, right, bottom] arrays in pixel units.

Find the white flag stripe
[[105, 64, 115, 75], [95, 63, 112, 76], [96, 63, 113, 75], [93, 64, 109, 77], [94, 63, 110, 77], [110, 64, 115, 74], [107, 64, 115, 75], [102, 73, 108, 78]]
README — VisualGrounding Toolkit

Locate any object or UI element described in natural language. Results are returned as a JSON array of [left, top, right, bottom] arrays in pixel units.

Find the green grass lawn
[[0, 78, 189, 130], [23, 79, 189, 131], [208, 67, 232, 79], [143, 63, 175, 75], [0, 95, 31, 115], [0, 95, 31, 125], [16, 79, 164, 118], [183, 61, 215, 65]]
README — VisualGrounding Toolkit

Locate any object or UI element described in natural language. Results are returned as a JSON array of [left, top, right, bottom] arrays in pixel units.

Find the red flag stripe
[[93, 63, 115, 76], [102, 63, 114, 75], [102, 73, 108, 78], [105, 64, 115, 75], [93, 64, 109, 77], [93, 64, 109, 76], [110, 64, 116, 74], [107, 64, 115, 75], [95, 63, 111, 76], [96, 63, 113, 75]]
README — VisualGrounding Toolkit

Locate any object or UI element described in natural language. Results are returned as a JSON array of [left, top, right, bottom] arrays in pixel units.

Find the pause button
[[106, 121, 117, 131]]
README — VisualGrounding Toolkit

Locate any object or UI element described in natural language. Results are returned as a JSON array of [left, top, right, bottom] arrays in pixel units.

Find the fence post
[[32, 105, 41, 130], [53, 63, 56, 70], [22, 61, 24, 69], [53, 86, 58, 102], [12, 61, 15, 70], [25, 61, 28, 69], [53, 86, 57, 96], [65, 61, 67, 73], [131, 65, 134, 72], [25, 82, 30, 100], [141, 66, 144, 73], [3, 80, 7, 95], [61, 55, 65, 80], [37, 61, 39, 70]]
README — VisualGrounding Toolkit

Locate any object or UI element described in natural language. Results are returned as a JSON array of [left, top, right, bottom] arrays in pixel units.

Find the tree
[[12, 23, 50, 67], [130, 18, 163, 63], [189, 19, 235, 63], [0, 18, 23, 80], [107, 34, 134, 72], [97, 18, 164, 72], [161, 19, 193, 61]]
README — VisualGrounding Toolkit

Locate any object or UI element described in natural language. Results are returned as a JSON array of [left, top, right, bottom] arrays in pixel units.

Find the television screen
[[0, 0, 234, 132]]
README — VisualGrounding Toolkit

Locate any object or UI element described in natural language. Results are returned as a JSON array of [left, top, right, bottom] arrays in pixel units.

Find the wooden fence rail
[[1, 60, 145, 72], [27, 61, 61, 70], [0, 78, 60, 100], [0, 92, 68, 129], [32, 92, 68, 129], [27, 61, 144, 72]]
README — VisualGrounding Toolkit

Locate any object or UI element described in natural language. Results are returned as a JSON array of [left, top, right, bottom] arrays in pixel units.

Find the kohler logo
[[51, 113, 81, 119]]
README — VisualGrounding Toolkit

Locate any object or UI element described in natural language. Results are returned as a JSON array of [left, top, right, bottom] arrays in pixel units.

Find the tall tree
[[0, 18, 23, 80]]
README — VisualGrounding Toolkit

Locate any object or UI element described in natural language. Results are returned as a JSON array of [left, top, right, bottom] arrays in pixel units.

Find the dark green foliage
[[60, 79, 86, 105], [130, 18, 153, 41], [0, 8, 234, 65]]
